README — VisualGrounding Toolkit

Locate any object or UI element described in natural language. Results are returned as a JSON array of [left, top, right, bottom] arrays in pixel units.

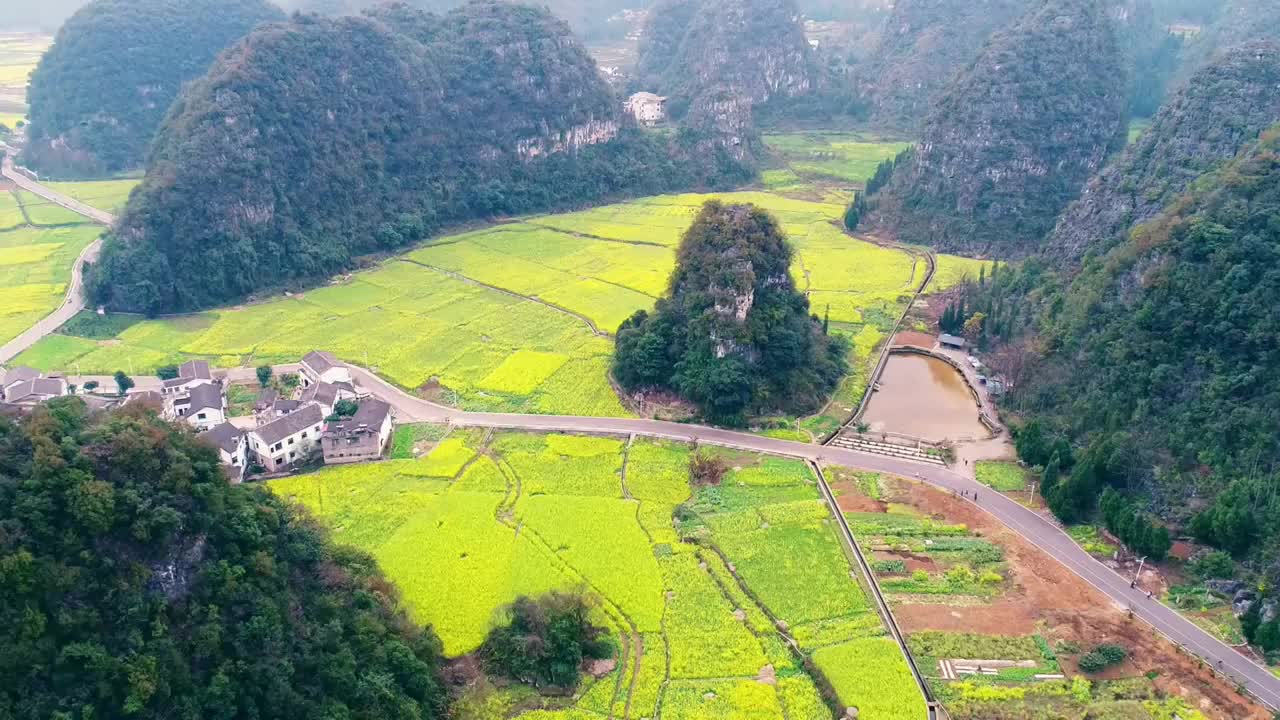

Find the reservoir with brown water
[[861, 353, 988, 443]]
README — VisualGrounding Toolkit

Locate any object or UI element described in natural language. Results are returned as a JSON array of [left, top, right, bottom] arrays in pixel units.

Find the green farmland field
[[18, 190, 929, 419], [268, 434, 925, 720], [763, 133, 913, 185], [45, 179, 140, 212], [0, 225, 99, 346]]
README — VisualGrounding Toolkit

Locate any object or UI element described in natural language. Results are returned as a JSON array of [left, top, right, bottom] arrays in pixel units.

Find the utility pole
[[1131, 555, 1147, 589]]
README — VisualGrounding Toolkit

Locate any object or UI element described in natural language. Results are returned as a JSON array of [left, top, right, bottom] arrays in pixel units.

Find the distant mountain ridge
[[87, 0, 749, 314]]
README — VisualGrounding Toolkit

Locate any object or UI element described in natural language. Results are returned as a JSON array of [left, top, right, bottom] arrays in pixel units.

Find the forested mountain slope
[[277, 0, 643, 42], [1012, 127, 1280, 557], [635, 0, 815, 114], [1048, 40, 1280, 260], [857, 0, 1030, 132], [22, 0, 284, 176], [87, 1, 748, 314], [1173, 0, 1280, 85], [0, 400, 448, 719], [870, 0, 1127, 256]]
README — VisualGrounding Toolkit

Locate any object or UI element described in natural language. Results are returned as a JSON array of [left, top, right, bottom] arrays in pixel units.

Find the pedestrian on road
[[1130, 580, 1136, 588]]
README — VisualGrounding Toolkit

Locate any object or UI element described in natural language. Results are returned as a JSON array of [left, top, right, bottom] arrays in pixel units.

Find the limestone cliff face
[[858, 0, 1030, 132], [873, 0, 1128, 256], [1047, 40, 1280, 260], [637, 0, 815, 109]]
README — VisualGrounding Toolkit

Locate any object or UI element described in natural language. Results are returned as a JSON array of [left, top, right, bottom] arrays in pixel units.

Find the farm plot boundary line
[[396, 258, 608, 336], [809, 460, 936, 720]]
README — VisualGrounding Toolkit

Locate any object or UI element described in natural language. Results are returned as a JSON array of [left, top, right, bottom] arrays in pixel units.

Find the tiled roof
[[187, 383, 223, 413], [325, 399, 391, 438], [1, 366, 40, 388], [204, 422, 244, 454], [254, 403, 324, 445], [5, 378, 65, 403], [301, 350, 340, 374], [178, 360, 213, 380], [300, 381, 338, 407]]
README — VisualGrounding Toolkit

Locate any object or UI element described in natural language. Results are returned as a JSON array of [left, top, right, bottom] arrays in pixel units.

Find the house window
[[197, 413, 206, 420], [288, 438, 295, 446], [289, 451, 296, 459], [274, 442, 282, 451], [301, 431, 307, 439]]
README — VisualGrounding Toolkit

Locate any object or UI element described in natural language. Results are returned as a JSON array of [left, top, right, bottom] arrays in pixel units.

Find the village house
[[300, 350, 352, 388], [161, 360, 215, 396], [204, 422, 248, 482], [169, 383, 227, 430], [321, 399, 393, 465], [625, 92, 667, 127], [1, 366, 68, 406], [247, 402, 325, 472], [299, 380, 358, 417]]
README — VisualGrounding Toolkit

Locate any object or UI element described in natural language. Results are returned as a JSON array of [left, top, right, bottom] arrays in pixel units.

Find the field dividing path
[[0, 154, 117, 365], [349, 364, 1280, 711]]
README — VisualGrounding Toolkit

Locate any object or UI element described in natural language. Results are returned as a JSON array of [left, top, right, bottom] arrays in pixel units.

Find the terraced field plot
[[18, 191, 923, 419], [763, 133, 912, 185], [268, 433, 924, 720], [0, 224, 99, 346]]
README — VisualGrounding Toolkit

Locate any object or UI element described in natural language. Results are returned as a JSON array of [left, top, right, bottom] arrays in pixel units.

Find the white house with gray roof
[[161, 360, 215, 396], [247, 403, 325, 472], [300, 351, 351, 388], [204, 422, 248, 481], [170, 383, 226, 431], [2, 366, 67, 406]]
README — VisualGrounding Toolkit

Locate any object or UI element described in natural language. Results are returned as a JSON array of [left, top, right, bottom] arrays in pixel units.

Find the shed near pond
[[938, 334, 966, 350]]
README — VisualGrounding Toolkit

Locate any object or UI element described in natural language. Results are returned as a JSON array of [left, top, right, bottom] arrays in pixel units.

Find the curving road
[[2, 163, 1274, 711], [0, 154, 116, 365], [350, 364, 1280, 710]]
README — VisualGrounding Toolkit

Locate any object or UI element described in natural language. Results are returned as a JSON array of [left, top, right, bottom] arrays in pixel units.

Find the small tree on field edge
[[257, 365, 273, 388], [113, 371, 134, 396]]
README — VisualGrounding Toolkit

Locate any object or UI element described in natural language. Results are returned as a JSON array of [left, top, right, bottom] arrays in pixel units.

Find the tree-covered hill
[[87, 1, 750, 314], [870, 0, 1128, 256], [22, 0, 284, 177], [1006, 126, 1280, 559], [0, 399, 448, 719], [614, 201, 847, 423], [856, 0, 1030, 132], [1047, 40, 1280, 260], [635, 0, 815, 115]]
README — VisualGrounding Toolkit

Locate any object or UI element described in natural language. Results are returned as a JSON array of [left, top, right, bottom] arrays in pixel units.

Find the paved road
[[3, 166, 1273, 709], [350, 364, 1280, 710], [0, 155, 116, 365]]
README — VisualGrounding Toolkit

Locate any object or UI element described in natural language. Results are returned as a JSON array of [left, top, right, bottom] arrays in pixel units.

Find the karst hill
[[87, 1, 747, 315], [870, 0, 1128, 256]]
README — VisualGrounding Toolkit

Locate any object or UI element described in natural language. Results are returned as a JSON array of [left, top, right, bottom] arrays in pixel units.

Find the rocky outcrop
[[871, 0, 1127, 256], [636, 0, 815, 111], [1047, 40, 1280, 260], [858, 0, 1030, 132]]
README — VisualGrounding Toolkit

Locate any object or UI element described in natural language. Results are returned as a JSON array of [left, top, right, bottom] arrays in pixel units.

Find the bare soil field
[[879, 475, 1270, 720]]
